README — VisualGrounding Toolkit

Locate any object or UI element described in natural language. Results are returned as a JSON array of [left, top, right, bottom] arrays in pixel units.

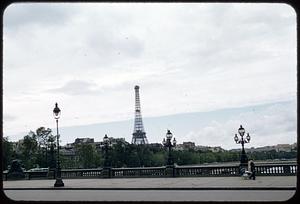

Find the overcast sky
[[3, 3, 297, 148]]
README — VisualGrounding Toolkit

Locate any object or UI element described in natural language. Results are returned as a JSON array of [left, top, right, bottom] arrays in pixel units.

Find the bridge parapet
[[111, 166, 166, 178], [2, 162, 297, 180]]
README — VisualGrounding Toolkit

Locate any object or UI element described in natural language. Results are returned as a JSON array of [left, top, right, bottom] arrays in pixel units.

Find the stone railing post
[[283, 165, 291, 174], [3, 173, 8, 181], [47, 168, 56, 179], [166, 165, 176, 177], [102, 167, 111, 178]]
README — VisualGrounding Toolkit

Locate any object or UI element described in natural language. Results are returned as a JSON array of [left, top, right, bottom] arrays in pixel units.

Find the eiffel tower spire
[[132, 85, 148, 144]]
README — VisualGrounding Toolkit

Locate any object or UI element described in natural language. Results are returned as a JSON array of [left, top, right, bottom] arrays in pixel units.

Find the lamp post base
[[47, 169, 56, 179], [54, 178, 64, 187], [239, 163, 248, 175]]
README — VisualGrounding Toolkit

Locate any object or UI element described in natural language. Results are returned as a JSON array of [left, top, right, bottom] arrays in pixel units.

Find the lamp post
[[162, 130, 176, 166], [234, 125, 251, 174], [102, 134, 111, 178], [103, 134, 110, 168], [53, 103, 64, 187], [48, 136, 56, 179]]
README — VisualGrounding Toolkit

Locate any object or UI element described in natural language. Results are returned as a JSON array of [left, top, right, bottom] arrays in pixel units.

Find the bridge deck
[[4, 176, 297, 202], [3, 176, 297, 189]]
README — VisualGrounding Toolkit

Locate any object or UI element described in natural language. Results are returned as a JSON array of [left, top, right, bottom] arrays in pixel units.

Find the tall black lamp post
[[48, 136, 56, 179], [53, 103, 64, 187], [103, 134, 110, 168], [234, 125, 251, 174], [102, 134, 111, 178], [162, 130, 176, 166]]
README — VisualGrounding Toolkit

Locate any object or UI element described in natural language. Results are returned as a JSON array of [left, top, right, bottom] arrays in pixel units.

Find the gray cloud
[[86, 32, 145, 64], [3, 114, 17, 122], [183, 101, 297, 149], [3, 3, 296, 141], [48, 80, 100, 95], [47, 79, 137, 96], [4, 3, 78, 31]]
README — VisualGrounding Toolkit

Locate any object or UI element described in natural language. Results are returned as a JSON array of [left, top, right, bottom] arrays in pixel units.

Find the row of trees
[[59, 142, 242, 169], [3, 127, 297, 170], [3, 127, 57, 170]]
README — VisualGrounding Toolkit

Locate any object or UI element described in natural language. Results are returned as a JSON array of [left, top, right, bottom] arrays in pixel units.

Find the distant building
[[254, 145, 276, 152], [94, 142, 102, 152], [291, 143, 297, 151], [195, 145, 210, 152], [229, 148, 242, 152], [148, 143, 163, 149], [65, 143, 74, 149], [174, 144, 184, 151], [63, 137, 129, 153], [60, 145, 79, 169], [94, 137, 128, 151], [230, 143, 297, 153], [10, 139, 24, 155], [174, 143, 224, 152], [208, 146, 224, 153], [174, 141, 195, 151], [108, 137, 127, 146], [275, 144, 293, 152], [60, 147, 76, 157], [74, 138, 94, 144], [183, 142, 195, 149]]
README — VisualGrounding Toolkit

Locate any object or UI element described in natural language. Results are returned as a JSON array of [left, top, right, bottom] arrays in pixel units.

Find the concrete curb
[[3, 187, 296, 190]]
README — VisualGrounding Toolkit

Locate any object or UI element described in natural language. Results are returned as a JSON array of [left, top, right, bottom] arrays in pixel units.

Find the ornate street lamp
[[234, 125, 251, 174], [48, 135, 56, 179], [162, 130, 176, 166], [102, 134, 111, 178], [103, 134, 110, 168], [53, 103, 64, 187]]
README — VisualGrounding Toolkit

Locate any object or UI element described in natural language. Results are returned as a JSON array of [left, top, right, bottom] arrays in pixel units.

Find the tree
[[35, 127, 53, 168], [3, 137, 13, 170], [76, 144, 100, 168], [13, 127, 55, 170], [36, 127, 52, 148], [21, 131, 38, 169], [150, 152, 166, 166], [136, 145, 153, 167], [111, 141, 127, 167]]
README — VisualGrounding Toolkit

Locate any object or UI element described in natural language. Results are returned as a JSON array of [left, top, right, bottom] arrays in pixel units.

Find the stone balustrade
[[3, 162, 297, 180]]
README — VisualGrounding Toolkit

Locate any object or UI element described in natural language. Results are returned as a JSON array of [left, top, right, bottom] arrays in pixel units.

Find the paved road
[[4, 189, 296, 201], [3, 176, 297, 188], [3, 176, 297, 202]]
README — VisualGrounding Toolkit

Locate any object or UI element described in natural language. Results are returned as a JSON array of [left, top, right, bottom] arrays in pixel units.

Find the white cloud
[[182, 101, 297, 149], [48, 80, 101, 95], [3, 3, 296, 144]]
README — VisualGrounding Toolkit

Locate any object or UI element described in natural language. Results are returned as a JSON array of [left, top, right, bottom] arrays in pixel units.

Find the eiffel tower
[[132, 85, 148, 144]]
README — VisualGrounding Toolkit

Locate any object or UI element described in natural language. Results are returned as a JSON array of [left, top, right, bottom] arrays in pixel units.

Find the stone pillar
[[283, 166, 291, 174], [102, 167, 111, 178], [47, 168, 56, 179], [239, 163, 248, 175], [7, 160, 25, 180], [166, 165, 175, 177]]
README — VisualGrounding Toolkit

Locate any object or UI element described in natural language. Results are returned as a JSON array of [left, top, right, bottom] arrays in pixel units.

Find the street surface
[[4, 189, 296, 201], [3, 176, 297, 201]]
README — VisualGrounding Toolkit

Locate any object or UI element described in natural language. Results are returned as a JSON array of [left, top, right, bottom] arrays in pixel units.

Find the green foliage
[[4, 127, 56, 170], [21, 132, 38, 169], [3, 137, 13, 170], [247, 150, 297, 161], [150, 152, 166, 166], [110, 141, 127, 167], [76, 144, 101, 168], [4, 129, 297, 169]]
